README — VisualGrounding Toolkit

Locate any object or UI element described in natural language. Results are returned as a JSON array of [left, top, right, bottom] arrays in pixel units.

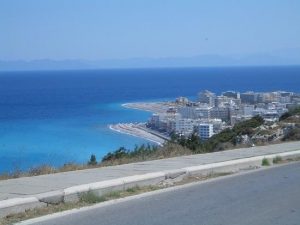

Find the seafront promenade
[[1, 141, 300, 218]]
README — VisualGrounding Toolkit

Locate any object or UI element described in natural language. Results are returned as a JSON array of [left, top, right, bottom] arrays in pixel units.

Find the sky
[[1, 0, 300, 61]]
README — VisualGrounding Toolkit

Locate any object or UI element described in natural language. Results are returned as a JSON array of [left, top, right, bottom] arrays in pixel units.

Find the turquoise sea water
[[0, 103, 153, 172], [0, 66, 299, 172]]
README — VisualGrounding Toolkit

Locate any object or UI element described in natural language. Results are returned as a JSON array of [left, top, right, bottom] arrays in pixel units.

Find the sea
[[0, 66, 299, 172]]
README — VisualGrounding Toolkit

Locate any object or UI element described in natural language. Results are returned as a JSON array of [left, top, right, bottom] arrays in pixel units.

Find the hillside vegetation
[[102, 116, 265, 164], [172, 115, 264, 153], [280, 107, 300, 141], [102, 109, 300, 165]]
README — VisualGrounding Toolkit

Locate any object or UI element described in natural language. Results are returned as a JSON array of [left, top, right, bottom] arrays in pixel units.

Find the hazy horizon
[[1, 0, 300, 68], [1, 47, 300, 71]]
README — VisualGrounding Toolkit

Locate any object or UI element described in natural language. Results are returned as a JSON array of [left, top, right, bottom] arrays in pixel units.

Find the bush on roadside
[[88, 154, 97, 166], [273, 156, 282, 164], [101, 143, 192, 166], [262, 158, 270, 166], [79, 191, 106, 204]]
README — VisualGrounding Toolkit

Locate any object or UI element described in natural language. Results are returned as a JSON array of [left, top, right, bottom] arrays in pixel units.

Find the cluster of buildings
[[147, 90, 300, 140]]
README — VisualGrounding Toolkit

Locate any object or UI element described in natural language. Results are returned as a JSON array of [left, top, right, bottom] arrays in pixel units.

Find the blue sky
[[1, 0, 300, 61]]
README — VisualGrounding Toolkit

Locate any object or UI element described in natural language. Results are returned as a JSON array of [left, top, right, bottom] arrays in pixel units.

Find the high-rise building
[[198, 124, 214, 140], [210, 107, 230, 121], [198, 90, 216, 106], [175, 118, 195, 136], [194, 106, 212, 119], [242, 105, 255, 116], [240, 92, 258, 104], [222, 91, 240, 99], [178, 106, 196, 119]]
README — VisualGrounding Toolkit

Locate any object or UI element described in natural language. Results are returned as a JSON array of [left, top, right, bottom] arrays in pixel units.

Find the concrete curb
[[35, 191, 64, 205], [184, 150, 300, 176], [0, 197, 46, 218], [1, 149, 300, 218], [63, 172, 166, 202]]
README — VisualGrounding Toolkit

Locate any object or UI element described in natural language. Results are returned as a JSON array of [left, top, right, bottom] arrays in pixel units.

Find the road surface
[[22, 162, 300, 225]]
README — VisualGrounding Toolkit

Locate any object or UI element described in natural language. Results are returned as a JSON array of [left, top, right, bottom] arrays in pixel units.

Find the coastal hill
[[1, 48, 300, 71], [101, 107, 300, 166]]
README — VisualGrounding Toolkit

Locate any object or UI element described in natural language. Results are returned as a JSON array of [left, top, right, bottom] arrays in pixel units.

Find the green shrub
[[282, 128, 300, 141], [88, 154, 97, 165], [102, 144, 160, 163], [273, 156, 282, 164], [126, 186, 141, 193], [280, 107, 300, 121], [79, 191, 106, 204], [262, 158, 270, 166], [105, 191, 121, 198]]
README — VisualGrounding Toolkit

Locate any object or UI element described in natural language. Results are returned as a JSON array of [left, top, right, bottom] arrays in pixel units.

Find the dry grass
[[100, 143, 192, 167], [0, 163, 92, 181], [174, 172, 233, 186]]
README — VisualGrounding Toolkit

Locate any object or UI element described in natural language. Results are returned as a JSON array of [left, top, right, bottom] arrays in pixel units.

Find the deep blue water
[[0, 66, 299, 172]]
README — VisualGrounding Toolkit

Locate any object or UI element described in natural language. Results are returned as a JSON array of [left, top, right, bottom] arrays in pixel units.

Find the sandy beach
[[109, 123, 167, 146], [110, 102, 173, 145]]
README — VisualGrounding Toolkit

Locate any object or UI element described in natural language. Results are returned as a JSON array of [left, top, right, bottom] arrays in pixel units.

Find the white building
[[149, 113, 181, 133], [198, 90, 216, 107], [178, 106, 196, 119], [198, 124, 214, 140], [222, 91, 240, 99], [242, 105, 255, 116], [208, 118, 225, 134], [149, 114, 160, 128], [210, 107, 230, 121], [253, 108, 281, 122], [195, 106, 212, 119], [175, 118, 195, 136], [175, 97, 189, 105], [241, 92, 258, 104]]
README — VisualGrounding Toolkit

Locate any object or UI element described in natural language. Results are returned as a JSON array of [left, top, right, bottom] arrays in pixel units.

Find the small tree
[[88, 154, 97, 166]]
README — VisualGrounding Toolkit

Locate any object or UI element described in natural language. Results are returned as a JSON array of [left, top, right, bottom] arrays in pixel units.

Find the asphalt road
[[22, 162, 300, 225]]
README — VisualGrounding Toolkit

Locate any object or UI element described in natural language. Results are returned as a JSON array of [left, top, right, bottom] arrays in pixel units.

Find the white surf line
[[121, 103, 155, 113], [121, 102, 165, 113], [109, 124, 164, 146], [109, 124, 164, 145]]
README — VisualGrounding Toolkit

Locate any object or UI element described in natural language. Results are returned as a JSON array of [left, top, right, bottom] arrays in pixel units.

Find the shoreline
[[109, 101, 174, 146], [122, 102, 175, 114], [109, 123, 165, 146]]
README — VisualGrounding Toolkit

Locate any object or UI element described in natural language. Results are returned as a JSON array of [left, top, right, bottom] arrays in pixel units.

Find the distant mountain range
[[1, 48, 300, 71]]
